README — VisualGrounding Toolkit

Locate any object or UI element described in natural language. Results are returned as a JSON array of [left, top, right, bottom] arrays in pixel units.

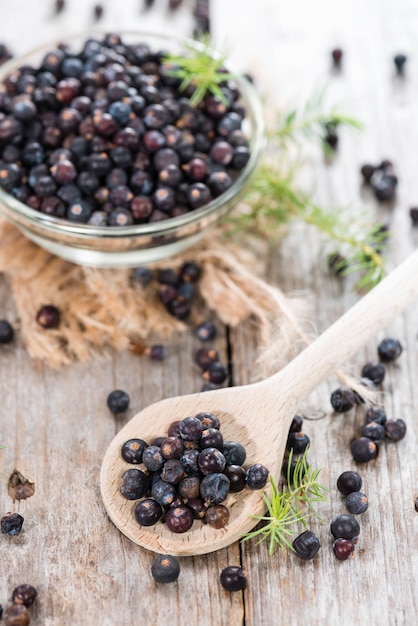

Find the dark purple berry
[[330, 388, 357, 412], [121, 438, 148, 464], [336, 471, 362, 495], [200, 427, 223, 450], [180, 449, 200, 475], [187, 182, 212, 209], [196, 321, 217, 342], [195, 412, 220, 429], [200, 472, 230, 504], [220, 566, 247, 592], [67, 199, 92, 223], [134, 498, 162, 526], [202, 361, 228, 385], [0, 320, 14, 344], [246, 463, 269, 489], [198, 447, 226, 475], [205, 504, 230, 529], [167, 420, 181, 437], [377, 338, 402, 362], [333, 538, 355, 560], [224, 465, 246, 492], [119, 469, 149, 500], [365, 406, 387, 425], [151, 554, 180, 583], [161, 459, 184, 484], [361, 362, 386, 385], [350, 437, 377, 462], [292, 530, 321, 560], [345, 492, 368, 515], [36, 305, 60, 329], [11, 584, 38, 608], [195, 347, 219, 370], [222, 441, 246, 466], [107, 389, 130, 414], [286, 432, 310, 454], [151, 480, 177, 506], [145, 344, 166, 361], [361, 421, 386, 443], [385, 418, 407, 441], [165, 505, 194, 533], [1, 512, 24, 535], [160, 437, 183, 460], [178, 475, 201, 500], [131, 267, 153, 287], [179, 416, 204, 442], [3, 604, 30, 626], [330, 514, 360, 540], [142, 446, 164, 472]]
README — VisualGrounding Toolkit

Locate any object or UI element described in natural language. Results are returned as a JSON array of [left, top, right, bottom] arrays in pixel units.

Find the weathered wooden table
[[1, 1, 418, 624]]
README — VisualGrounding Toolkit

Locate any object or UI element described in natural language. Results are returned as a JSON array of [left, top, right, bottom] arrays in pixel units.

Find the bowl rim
[[0, 30, 266, 240]]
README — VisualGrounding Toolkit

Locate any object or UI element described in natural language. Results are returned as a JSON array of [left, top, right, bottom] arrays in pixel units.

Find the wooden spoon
[[101, 250, 418, 556]]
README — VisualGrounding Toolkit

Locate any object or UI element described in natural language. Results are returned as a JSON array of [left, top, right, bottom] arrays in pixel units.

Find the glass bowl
[[0, 31, 265, 268]]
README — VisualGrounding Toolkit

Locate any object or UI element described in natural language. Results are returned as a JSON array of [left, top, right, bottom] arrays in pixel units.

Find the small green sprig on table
[[241, 450, 328, 555]]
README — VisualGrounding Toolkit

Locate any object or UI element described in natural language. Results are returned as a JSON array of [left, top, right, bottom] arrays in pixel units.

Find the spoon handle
[[264, 249, 418, 403]]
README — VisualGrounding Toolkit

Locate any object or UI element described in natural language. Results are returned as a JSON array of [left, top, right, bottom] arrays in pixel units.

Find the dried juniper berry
[[131, 266, 153, 287], [201, 382, 218, 392], [365, 406, 387, 425], [292, 530, 321, 560], [151, 554, 180, 584], [195, 412, 221, 429], [178, 475, 201, 500], [377, 338, 403, 362], [180, 448, 200, 475], [330, 388, 357, 413], [361, 361, 385, 385], [196, 321, 217, 342], [246, 463, 269, 489], [200, 427, 223, 450], [286, 432, 310, 455], [12, 584, 38, 608], [224, 465, 246, 492], [187, 497, 207, 519], [200, 472, 230, 505], [151, 480, 177, 506], [3, 604, 30, 626], [1, 512, 24, 536], [121, 438, 148, 464], [345, 492, 368, 515], [385, 418, 407, 442], [202, 361, 228, 385], [142, 445, 164, 472], [205, 504, 230, 529], [195, 347, 219, 370], [67, 199, 92, 223], [350, 437, 377, 462], [161, 459, 184, 484], [107, 389, 130, 414], [330, 514, 360, 540], [145, 344, 166, 361], [333, 538, 355, 560], [134, 498, 163, 526], [180, 261, 201, 283], [160, 436, 183, 460], [288, 414, 303, 434], [361, 421, 386, 443], [198, 448, 226, 475], [336, 470, 362, 496], [220, 566, 247, 592], [36, 305, 60, 329], [0, 320, 14, 344], [120, 469, 149, 500], [178, 416, 204, 442], [165, 505, 194, 533], [222, 441, 246, 466]]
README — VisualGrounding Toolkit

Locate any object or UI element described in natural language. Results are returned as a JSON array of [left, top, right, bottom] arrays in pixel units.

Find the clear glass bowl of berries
[[0, 31, 265, 268]]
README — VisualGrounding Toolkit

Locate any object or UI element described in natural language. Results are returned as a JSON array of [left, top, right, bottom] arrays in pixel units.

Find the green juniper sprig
[[162, 35, 235, 106], [241, 450, 328, 555]]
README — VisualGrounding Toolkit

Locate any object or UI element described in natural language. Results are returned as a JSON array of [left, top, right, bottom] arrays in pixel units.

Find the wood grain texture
[[1, 0, 418, 624]]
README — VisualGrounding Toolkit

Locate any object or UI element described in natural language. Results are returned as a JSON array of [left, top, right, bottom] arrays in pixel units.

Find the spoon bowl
[[101, 249, 418, 555]]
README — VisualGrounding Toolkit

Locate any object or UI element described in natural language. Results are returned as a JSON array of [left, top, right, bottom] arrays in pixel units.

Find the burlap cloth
[[0, 218, 312, 370]]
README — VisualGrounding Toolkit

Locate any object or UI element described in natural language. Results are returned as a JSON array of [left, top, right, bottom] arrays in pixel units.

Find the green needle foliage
[[241, 450, 328, 555], [228, 87, 387, 291], [162, 35, 235, 106]]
